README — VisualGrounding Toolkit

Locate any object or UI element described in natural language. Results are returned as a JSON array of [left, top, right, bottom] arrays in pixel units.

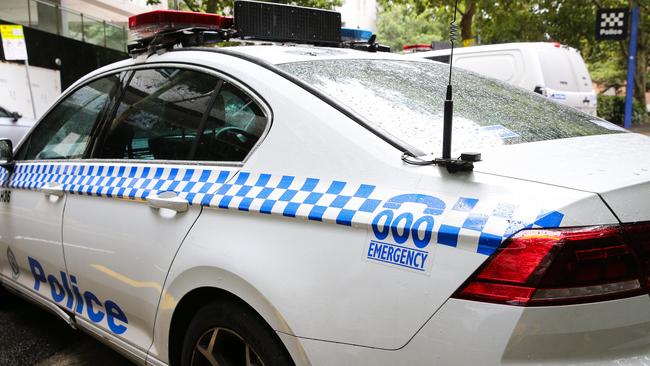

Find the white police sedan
[[2, 4, 650, 366]]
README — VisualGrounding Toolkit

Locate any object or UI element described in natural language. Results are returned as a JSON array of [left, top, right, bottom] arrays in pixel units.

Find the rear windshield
[[278, 59, 621, 156]]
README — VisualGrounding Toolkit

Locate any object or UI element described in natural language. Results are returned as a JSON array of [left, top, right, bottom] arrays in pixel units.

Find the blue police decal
[[28, 257, 128, 335], [367, 194, 446, 273]]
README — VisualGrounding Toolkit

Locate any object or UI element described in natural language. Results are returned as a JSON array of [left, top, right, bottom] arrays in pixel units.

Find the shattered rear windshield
[[278, 59, 623, 156]]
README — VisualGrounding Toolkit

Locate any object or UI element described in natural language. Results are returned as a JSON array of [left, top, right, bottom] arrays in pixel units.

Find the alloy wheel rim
[[191, 327, 264, 366]]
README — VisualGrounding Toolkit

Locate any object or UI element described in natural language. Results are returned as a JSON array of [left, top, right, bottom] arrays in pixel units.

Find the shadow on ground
[[0, 289, 135, 366]]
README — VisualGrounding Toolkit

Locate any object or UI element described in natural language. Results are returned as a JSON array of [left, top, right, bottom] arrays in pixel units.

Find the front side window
[[16, 75, 119, 160], [98, 68, 267, 162], [279, 59, 621, 156], [0, 107, 10, 118]]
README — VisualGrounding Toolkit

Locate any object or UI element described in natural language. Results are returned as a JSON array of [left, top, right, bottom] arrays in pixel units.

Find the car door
[[0, 74, 120, 311], [60, 66, 267, 357]]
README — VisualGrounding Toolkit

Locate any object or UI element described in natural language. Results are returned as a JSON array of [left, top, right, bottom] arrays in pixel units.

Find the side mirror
[[10, 112, 21, 122], [0, 138, 15, 173]]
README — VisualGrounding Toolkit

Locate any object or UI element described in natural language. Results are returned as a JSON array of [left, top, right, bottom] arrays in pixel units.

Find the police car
[[1, 2, 650, 366]]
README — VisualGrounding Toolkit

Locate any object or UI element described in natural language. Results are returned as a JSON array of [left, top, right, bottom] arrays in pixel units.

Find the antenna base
[[433, 158, 475, 173], [401, 152, 480, 173]]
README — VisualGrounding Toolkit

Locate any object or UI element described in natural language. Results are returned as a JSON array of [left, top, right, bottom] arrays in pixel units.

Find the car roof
[[201, 44, 416, 64]]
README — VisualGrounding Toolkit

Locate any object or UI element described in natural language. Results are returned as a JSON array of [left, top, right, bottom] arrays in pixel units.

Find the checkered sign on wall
[[596, 8, 629, 41]]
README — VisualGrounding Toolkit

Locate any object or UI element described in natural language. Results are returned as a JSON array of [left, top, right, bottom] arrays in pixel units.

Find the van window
[[455, 52, 521, 84]]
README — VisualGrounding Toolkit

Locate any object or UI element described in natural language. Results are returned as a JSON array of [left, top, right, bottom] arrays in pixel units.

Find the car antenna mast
[[401, 0, 481, 173]]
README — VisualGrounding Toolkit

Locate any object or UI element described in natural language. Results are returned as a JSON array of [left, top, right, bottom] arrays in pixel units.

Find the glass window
[[16, 75, 119, 160], [427, 55, 450, 64], [0, 107, 10, 118], [279, 59, 621, 156], [194, 82, 267, 162], [98, 68, 220, 160]]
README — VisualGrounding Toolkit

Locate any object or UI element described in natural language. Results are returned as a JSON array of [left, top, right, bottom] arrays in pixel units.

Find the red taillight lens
[[453, 225, 647, 306]]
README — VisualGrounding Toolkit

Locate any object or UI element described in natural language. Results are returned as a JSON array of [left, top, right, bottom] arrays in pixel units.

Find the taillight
[[453, 224, 650, 306]]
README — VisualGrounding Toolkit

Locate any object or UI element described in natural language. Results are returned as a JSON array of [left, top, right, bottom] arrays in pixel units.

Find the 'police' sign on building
[[596, 8, 629, 41]]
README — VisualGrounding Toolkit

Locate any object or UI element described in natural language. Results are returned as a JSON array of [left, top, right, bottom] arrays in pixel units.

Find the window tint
[[16, 75, 119, 160], [0, 107, 10, 118], [194, 82, 267, 162], [427, 55, 450, 64], [99, 68, 220, 160], [99, 68, 267, 162]]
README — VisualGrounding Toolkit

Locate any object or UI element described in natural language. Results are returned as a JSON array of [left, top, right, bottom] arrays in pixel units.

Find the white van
[[406, 42, 598, 116]]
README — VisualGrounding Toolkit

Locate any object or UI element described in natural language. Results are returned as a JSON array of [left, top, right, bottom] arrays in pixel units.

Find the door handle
[[40, 183, 64, 197], [146, 192, 189, 213]]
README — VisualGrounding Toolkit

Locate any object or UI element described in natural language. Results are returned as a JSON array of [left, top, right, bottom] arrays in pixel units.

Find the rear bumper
[[293, 295, 650, 365]]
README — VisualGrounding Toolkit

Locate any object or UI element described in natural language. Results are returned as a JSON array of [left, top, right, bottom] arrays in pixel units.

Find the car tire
[[180, 299, 294, 366]]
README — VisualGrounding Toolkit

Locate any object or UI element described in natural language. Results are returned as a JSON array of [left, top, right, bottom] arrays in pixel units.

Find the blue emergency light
[[341, 27, 372, 42]]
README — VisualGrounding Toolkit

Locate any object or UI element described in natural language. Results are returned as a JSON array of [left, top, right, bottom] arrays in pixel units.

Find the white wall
[[337, 0, 378, 33], [61, 0, 167, 23], [0, 62, 61, 119]]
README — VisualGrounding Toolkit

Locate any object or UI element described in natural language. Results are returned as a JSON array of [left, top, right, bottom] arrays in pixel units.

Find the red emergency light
[[128, 10, 233, 39], [402, 44, 432, 53]]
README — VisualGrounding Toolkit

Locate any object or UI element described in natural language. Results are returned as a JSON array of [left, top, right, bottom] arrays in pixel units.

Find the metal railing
[[1, 0, 128, 52]]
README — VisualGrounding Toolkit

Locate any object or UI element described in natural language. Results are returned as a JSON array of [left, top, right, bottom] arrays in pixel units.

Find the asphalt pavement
[[0, 289, 135, 366]]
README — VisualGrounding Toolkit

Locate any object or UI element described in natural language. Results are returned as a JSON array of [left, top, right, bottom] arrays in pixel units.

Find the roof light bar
[[128, 10, 233, 40], [234, 0, 341, 44]]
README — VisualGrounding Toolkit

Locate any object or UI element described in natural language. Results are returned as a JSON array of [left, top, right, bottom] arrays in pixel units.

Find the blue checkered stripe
[[201, 172, 383, 226], [1, 163, 232, 204], [436, 197, 564, 255]]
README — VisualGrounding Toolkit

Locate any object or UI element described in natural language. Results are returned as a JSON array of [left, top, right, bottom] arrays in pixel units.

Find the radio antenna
[[401, 0, 481, 172], [442, 0, 459, 159]]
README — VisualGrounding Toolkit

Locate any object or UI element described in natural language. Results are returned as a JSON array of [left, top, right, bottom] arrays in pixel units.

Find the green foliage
[[377, 5, 445, 51], [589, 58, 627, 89], [597, 95, 648, 125]]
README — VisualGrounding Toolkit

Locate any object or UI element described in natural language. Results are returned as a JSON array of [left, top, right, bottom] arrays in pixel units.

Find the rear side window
[[194, 82, 267, 162], [98, 68, 267, 162], [16, 75, 119, 160]]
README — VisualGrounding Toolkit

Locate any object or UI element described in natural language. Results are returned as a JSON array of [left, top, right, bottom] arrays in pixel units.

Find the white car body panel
[[296, 296, 650, 366], [0, 45, 649, 366], [476, 132, 650, 221], [61, 162, 237, 354], [0, 185, 68, 305]]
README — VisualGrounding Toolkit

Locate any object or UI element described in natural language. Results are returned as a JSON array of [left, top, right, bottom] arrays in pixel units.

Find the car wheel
[[180, 299, 294, 366]]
